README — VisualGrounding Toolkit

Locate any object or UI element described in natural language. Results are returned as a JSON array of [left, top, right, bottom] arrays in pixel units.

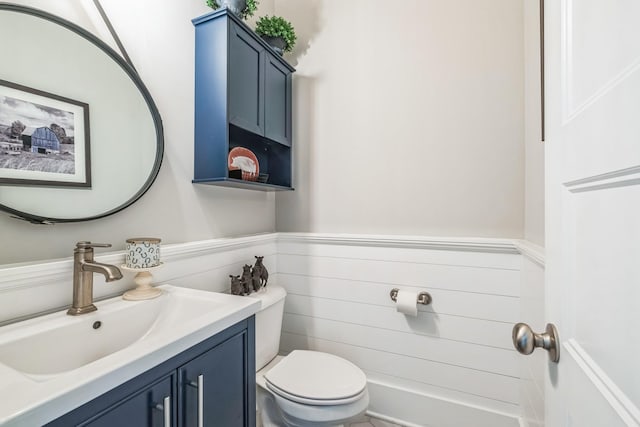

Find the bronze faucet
[[68, 242, 123, 316]]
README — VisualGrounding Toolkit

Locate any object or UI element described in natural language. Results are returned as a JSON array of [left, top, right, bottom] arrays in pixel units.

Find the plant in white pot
[[255, 15, 296, 56], [206, 0, 258, 20]]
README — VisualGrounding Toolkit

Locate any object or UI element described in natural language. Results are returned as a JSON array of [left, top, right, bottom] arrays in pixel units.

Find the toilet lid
[[264, 350, 367, 404]]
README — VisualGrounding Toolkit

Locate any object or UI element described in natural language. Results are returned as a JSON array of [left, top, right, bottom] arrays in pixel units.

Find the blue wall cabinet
[[192, 9, 295, 191], [46, 317, 256, 427]]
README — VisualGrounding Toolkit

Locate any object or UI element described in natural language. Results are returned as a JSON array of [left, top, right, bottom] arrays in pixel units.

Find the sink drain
[[93, 321, 102, 330]]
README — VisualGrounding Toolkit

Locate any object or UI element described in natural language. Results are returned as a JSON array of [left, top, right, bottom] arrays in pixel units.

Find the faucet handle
[[76, 242, 112, 249]]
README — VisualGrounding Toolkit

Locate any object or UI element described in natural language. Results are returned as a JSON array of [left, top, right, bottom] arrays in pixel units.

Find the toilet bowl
[[249, 286, 369, 427]]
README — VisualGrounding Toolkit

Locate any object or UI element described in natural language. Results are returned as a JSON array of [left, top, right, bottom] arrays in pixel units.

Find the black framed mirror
[[0, 3, 163, 224]]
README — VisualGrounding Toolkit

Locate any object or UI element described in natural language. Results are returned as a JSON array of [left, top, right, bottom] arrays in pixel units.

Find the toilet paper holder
[[390, 288, 432, 305]]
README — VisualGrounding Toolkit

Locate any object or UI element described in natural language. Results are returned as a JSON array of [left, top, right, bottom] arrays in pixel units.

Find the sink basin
[[0, 285, 252, 378]]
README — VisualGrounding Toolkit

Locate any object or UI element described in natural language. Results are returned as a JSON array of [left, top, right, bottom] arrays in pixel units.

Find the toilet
[[249, 285, 369, 427]]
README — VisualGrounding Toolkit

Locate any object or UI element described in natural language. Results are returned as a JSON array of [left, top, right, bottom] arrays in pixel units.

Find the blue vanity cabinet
[[192, 9, 295, 191], [46, 317, 255, 427]]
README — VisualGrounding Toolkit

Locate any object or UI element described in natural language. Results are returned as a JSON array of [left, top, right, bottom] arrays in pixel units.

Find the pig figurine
[[230, 275, 244, 296], [240, 264, 253, 295]]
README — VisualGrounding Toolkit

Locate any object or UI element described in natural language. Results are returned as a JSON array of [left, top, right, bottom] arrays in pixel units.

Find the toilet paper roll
[[395, 290, 418, 316]]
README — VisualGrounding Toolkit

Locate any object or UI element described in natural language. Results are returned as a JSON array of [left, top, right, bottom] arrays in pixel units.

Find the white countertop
[[0, 285, 260, 426]]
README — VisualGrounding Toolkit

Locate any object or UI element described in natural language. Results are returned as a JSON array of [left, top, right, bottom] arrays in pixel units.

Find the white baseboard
[[366, 410, 426, 427], [367, 379, 520, 427]]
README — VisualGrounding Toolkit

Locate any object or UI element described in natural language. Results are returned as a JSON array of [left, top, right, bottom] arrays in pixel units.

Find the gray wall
[[276, 0, 526, 239], [0, 0, 543, 265], [0, 0, 277, 265], [524, 0, 545, 246]]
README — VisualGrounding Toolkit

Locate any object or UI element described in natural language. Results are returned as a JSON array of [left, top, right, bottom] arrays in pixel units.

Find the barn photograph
[[0, 80, 89, 186]]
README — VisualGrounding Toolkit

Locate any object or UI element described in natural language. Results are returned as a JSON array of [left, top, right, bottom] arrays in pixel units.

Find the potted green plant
[[206, 0, 258, 20], [255, 15, 297, 56]]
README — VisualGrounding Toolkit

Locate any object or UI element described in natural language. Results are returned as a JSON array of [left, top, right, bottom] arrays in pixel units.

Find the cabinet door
[[264, 55, 292, 146], [229, 21, 265, 135], [178, 332, 250, 427], [81, 375, 173, 427]]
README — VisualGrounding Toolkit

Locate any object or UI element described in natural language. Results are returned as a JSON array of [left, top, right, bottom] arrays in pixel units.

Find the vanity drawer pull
[[154, 396, 171, 427], [188, 374, 204, 427]]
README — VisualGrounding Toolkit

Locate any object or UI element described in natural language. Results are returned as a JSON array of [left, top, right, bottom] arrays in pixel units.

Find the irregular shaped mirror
[[0, 4, 163, 223]]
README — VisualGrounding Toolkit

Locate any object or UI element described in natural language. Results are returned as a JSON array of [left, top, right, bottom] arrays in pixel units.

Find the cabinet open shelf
[[192, 177, 293, 191]]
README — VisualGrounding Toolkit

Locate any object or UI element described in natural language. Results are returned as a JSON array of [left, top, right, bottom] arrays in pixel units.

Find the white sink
[[0, 285, 230, 378], [0, 284, 260, 426]]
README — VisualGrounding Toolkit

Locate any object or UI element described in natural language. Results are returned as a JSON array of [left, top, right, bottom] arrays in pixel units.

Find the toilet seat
[[264, 350, 367, 406], [266, 380, 367, 406]]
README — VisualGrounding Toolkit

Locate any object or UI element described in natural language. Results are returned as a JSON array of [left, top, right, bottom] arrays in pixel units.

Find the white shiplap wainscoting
[[277, 234, 523, 427], [0, 234, 278, 325], [0, 232, 540, 427]]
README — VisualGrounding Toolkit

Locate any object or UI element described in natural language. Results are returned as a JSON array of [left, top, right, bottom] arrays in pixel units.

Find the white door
[[545, 0, 640, 426]]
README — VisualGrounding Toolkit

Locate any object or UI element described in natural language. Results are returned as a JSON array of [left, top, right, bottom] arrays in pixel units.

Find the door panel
[[572, 187, 640, 405], [557, 0, 640, 178], [568, 1, 640, 113], [229, 22, 265, 135]]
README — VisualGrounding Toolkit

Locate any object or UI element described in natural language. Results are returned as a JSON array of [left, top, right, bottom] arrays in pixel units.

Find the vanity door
[[178, 331, 254, 427], [80, 375, 174, 427]]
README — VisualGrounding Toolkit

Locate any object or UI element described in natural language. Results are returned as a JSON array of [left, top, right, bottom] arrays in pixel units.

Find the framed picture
[[0, 79, 91, 187]]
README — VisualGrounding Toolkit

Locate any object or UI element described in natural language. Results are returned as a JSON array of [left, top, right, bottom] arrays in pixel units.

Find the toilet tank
[[248, 285, 287, 371]]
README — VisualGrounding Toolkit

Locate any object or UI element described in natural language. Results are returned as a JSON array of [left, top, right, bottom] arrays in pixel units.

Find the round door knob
[[512, 322, 560, 363]]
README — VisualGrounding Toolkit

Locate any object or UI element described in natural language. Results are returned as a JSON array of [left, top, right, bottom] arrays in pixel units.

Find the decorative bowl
[[228, 147, 259, 181]]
